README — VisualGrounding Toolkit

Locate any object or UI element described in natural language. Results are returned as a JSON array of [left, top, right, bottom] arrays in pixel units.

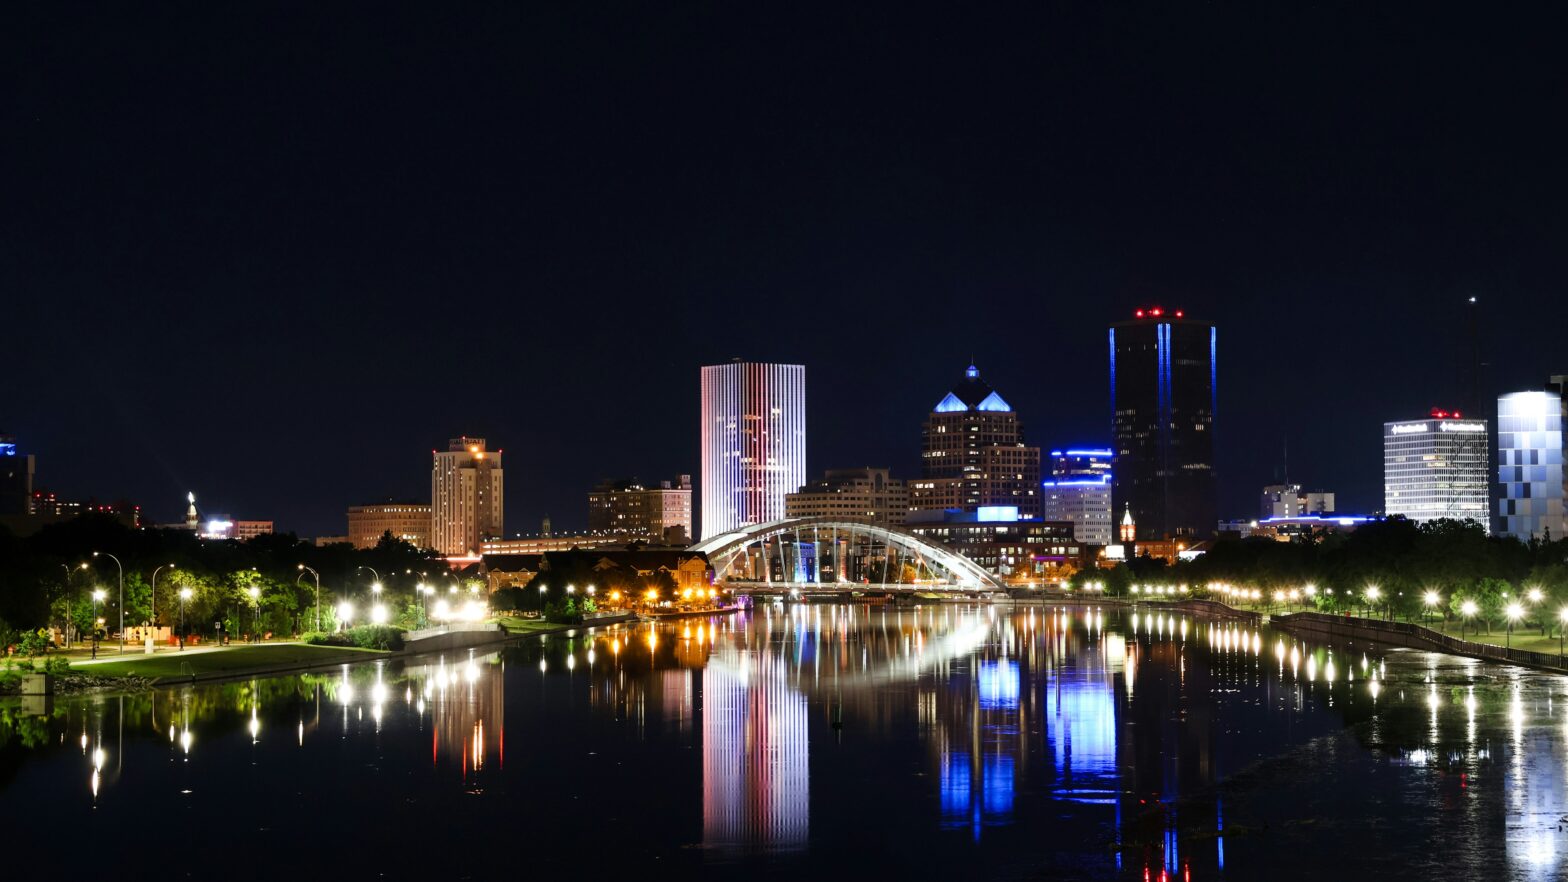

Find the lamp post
[[1558, 607, 1568, 659], [1422, 590, 1440, 628], [1528, 587, 1545, 634], [1460, 599, 1478, 640], [298, 565, 321, 632], [93, 552, 124, 650], [178, 587, 193, 650], [247, 586, 261, 642], [1365, 585, 1382, 620], [150, 563, 175, 631], [538, 584, 547, 615], [91, 589, 106, 652], [1506, 602, 1524, 649]]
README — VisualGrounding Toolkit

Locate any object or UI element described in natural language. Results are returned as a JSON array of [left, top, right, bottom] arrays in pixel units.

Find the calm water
[[4, 604, 1567, 879]]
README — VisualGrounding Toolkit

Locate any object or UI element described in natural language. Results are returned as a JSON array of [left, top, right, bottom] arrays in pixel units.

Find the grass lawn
[[1424, 619, 1568, 657], [494, 616, 569, 635], [69, 644, 386, 679]]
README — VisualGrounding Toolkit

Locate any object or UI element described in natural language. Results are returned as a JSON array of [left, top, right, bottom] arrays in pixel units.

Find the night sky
[[9, 4, 1567, 537]]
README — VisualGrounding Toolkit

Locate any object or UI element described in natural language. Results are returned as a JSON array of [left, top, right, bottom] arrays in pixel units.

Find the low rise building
[[348, 502, 432, 549], [785, 467, 909, 526], [587, 475, 692, 544], [905, 507, 1080, 583]]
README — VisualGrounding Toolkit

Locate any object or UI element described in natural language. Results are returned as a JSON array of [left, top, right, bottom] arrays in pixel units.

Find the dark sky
[[8, 4, 1567, 537]]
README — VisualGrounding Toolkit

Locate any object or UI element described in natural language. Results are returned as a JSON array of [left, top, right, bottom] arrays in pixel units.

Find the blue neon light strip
[[1042, 476, 1112, 486], [1107, 328, 1117, 424]]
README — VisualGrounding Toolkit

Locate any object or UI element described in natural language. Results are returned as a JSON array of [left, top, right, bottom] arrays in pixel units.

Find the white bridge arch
[[690, 517, 1004, 591]]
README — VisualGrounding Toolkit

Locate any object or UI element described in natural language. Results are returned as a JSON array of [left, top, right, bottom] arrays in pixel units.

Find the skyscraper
[[1110, 308, 1216, 540], [910, 364, 1041, 519], [1496, 388, 1566, 541], [700, 361, 806, 539], [431, 437, 504, 555], [0, 432, 33, 516], [1383, 410, 1487, 527]]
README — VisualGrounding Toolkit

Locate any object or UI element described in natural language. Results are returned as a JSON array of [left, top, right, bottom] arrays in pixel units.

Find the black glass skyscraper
[[1109, 309, 1216, 540]]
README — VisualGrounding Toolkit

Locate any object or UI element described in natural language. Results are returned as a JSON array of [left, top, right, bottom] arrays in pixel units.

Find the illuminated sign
[[977, 506, 1019, 522], [1390, 424, 1428, 435], [1439, 421, 1485, 433], [0, 443, 14, 456]]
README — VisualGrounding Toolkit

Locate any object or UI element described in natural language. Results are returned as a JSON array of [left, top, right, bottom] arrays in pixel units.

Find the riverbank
[[1141, 596, 1568, 676]]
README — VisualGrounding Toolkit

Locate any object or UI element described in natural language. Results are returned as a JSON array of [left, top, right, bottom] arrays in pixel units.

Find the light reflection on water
[[3, 603, 1567, 879]]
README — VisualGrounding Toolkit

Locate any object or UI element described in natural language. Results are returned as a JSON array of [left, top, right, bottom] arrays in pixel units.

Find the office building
[[1383, 409, 1488, 527], [1110, 308, 1217, 540], [700, 361, 806, 539], [588, 475, 693, 544], [431, 437, 505, 556], [1042, 475, 1113, 547], [1259, 484, 1337, 518], [784, 467, 909, 527], [911, 364, 1041, 519], [348, 502, 432, 549], [1496, 387, 1567, 541], [1042, 448, 1114, 546], [906, 507, 1080, 582], [0, 433, 34, 516]]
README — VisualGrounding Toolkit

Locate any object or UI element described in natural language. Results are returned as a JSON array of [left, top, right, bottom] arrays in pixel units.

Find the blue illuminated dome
[[933, 364, 1012, 413]]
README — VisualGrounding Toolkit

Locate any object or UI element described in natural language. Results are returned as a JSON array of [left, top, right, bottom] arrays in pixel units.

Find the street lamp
[[1528, 587, 1546, 633], [1460, 599, 1478, 639], [91, 589, 107, 642], [247, 586, 261, 642], [298, 565, 321, 632], [93, 552, 124, 650], [1505, 602, 1525, 649], [150, 563, 175, 631], [537, 584, 547, 615], [178, 587, 193, 650], [1422, 590, 1440, 627], [336, 601, 354, 631], [1365, 585, 1382, 619]]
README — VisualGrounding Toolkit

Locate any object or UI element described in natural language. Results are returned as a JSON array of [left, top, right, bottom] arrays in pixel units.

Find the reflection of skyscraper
[[702, 651, 809, 855], [700, 361, 807, 539]]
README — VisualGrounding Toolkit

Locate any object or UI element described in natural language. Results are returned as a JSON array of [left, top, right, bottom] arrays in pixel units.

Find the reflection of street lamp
[[1505, 602, 1524, 649], [1460, 599, 1478, 639], [178, 587, 193, 650]]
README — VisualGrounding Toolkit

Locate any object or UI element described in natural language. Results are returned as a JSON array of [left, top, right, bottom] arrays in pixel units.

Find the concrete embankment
[[1272, 611, 1568, 675]]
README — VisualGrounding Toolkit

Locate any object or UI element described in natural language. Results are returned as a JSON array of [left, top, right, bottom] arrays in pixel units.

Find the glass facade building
[[1382, 415, 1488, 528], [1110, 310, 1217, 540], [1495, 390, 1567, 541], [700, 361, 806, 539]]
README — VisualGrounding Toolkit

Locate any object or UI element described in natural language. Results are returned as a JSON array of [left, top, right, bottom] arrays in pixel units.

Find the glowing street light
[[92, 551, 124, 650], [370, 603, 389, 625], [1459, 599, 1478, 639], [1505, 602, 1525, 649], [247, 585, 261, 643], [1422, 590, 1441, 627], [178, 587, 193, 650], [336, 601, 355, 631]]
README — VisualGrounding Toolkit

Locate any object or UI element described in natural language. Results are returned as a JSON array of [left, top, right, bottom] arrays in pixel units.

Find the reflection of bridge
[[690, 517, 1003, 592]]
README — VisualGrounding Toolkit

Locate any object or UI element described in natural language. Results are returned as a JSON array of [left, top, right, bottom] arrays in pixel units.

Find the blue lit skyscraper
[[700, 361, 806, 539], [1044, 448, 1114, 546], [1496, 387, 1566, 541], [1110, 309, 1217, 540]]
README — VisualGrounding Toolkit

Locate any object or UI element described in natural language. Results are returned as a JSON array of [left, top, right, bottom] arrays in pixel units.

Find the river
[[3, 604, 1565, 879]]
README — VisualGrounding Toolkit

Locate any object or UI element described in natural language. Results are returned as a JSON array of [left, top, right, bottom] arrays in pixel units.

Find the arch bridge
[[690, 517, 1004, 593]]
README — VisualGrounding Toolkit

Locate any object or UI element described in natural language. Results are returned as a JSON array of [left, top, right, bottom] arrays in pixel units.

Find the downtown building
[[348, 501, 432, 549], [699, 361, 806, 539], [1041, 448, 1113, 547], [910, 364, 1041, 520], [431, 436, 504, 556], [1496, 381, 1567, 541], [1259, 484, 1335, 518], [587, 475, 693, 544], [1110, 308, 1217, 540], [784, 467, 909, 527], [1382, 409, 1488, 527]]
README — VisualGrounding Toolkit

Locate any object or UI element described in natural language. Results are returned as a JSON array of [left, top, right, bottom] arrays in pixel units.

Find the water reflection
[[4, 605, 1568, 878]]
